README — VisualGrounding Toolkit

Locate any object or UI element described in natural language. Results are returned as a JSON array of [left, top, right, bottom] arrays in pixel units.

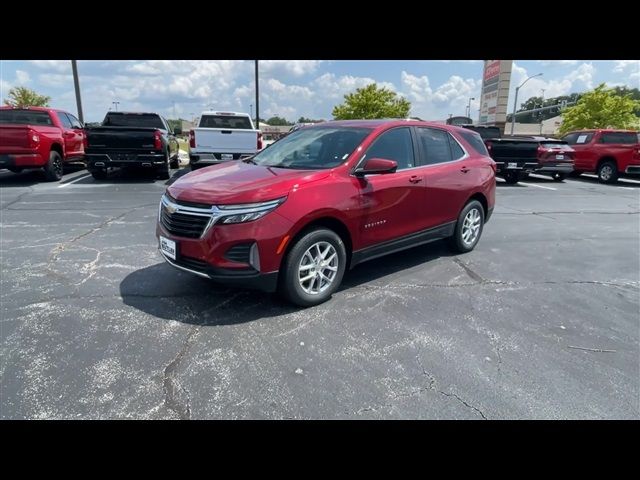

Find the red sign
[[484, 60, 500, 80]]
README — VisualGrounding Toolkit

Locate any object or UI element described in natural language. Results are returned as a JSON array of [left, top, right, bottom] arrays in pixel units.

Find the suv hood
[[167, 160, 331, 205]]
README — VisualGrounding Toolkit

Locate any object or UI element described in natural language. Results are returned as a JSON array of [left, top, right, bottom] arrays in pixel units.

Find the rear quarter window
[[458, 130, 489, 156]]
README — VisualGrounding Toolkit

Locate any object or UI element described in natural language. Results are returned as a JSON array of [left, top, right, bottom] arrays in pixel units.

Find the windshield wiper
[[243, 157, 257, 164]]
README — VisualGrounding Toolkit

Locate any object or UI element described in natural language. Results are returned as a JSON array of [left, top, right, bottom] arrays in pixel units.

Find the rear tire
[[43, 151, 63, 182], [90, 169, 107, 180], [279, 228, 347, 307], [597, 160, 618, 184], [448, 200, 485, 254], [503, 171, 519, 184], [8, 167, 23, 174], [170, 155, 179, 169], [552, 172, 566, 182], [158, 155, 171, 180]]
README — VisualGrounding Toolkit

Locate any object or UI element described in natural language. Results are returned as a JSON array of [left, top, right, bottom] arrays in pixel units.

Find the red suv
[[157, 120, 496, 306]]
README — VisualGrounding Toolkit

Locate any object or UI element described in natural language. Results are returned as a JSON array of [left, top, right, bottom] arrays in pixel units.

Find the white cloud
[[401, 71, 432, 102], [613, 60, 639, 73], [15, 70, 30, 84], [538, 60, 579, 66], [38, 74, 73, 88], [29, 60, 70, 73], [260, 61, 323, 77]]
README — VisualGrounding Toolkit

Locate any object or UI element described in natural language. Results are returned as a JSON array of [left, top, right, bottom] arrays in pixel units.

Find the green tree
[[297, 116, 324, 124], [332, 83, 411, 120], [265, 116, 291, 126], [559, 83, 640, 135], [4, 86, 51, 107]]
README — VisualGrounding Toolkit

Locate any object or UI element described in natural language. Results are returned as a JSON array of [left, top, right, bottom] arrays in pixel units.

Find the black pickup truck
[[84, 112, 180, 180], [461, 125, 540, 184]]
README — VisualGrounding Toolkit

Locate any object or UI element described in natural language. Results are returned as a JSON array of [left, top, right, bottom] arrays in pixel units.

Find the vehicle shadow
[[70, 166, 187, 185], [569, 175, 640, 188], [119, 239, 455, 325], [0, 164, 86, 187]]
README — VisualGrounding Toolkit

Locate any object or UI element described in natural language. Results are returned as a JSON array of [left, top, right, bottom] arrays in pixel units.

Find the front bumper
[[159, 249, 278, 292], [625, 165, 640, 175], [0, 153, 46, 168], [86, 153, 165, 169]]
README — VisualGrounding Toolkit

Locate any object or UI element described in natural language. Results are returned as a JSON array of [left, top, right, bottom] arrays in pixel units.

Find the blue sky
[[1, 60, 638, 123]]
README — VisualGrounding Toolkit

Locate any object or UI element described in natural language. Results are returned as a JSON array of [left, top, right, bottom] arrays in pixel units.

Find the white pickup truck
[[188, 111, 262, 170]]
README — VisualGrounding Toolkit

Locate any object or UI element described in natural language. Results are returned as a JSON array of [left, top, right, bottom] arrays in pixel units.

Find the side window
[[601, 132, 637, 144], [57, 112, 73, 129], [561, 133, 579, 145], [66, 113, 82, 129], [362, 127, 415, 170], [448, 134, 466, 160], [459, 130, 489, 155], [417, 127, 452, 165]]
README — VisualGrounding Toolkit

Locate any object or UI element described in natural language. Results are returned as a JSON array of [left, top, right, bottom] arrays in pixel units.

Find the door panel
[[354, 127, 428, 248]]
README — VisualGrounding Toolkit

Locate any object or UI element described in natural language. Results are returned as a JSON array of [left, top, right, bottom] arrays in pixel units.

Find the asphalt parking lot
[[1, 166, 638, 419]]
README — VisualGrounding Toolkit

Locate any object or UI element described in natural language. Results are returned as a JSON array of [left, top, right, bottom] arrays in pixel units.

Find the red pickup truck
[[561, 129, 640, 183], [0, 106, 86, 181]]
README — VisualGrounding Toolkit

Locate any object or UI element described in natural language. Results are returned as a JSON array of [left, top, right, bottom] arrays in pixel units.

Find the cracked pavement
[[1, 168, 639, 419]]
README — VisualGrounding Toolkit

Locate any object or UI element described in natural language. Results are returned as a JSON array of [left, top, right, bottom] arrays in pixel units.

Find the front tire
[[597, 160, 618, 184], [43, 150, 63, 181], [449, 200, 485, 253], [279, 228, 347, 307]]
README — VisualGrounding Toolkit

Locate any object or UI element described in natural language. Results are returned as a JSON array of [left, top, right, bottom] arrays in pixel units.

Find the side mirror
[[173, 126, 182, 135], [355, 158, 398, 176]]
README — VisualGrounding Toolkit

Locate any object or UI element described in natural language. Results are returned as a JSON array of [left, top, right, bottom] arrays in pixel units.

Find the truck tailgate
[[488, 140, 539, 162], [193, 128, 258, 153], [0, 125, 31, 148], [86, 127, 158, 151]]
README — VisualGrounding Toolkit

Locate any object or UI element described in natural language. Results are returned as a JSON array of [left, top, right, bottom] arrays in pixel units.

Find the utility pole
[[112, 101, 120, 112], [539, 89, 545, 135], [510, 73, 543, 135], [71, 60, 84, 124], [254, 60, 260, 128]]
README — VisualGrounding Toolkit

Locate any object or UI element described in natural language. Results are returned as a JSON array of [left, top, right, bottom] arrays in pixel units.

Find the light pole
[[71, 60, 84, 124], [539, 89, 545, 134], [466, 97, 475, 118], [510, 73, 542, 135], [112, 101, 120, 112]]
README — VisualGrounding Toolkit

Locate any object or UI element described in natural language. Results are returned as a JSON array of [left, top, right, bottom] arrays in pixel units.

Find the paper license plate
[[159, 236, 176, 260], [221, 154, 234, 160], [556, 154, 565, 160]]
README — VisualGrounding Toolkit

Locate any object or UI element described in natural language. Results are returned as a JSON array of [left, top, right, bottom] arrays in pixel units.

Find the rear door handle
[[409, 175, 422, 183], [460, 166, 470, 173]]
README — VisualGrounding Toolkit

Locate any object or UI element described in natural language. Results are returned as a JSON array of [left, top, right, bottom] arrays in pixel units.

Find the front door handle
[[460, 166, 470, 173], [409, 175, 422, 183]]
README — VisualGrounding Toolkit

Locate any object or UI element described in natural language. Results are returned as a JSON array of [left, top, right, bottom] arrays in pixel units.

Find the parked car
[[0, 106, 86, 181], [188, 111, 262, 170], [560, 129, 640, 183], [502, 135, 575, 181], [460, 125, 540, 184], [156, 120, 496, 307], [84, 111, 180, 180]]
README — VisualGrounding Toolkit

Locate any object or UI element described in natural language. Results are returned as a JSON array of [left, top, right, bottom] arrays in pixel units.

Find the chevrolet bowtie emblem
[[166, 203, 178, 214]]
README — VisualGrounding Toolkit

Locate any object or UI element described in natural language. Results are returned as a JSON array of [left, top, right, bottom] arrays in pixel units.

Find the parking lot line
[[57, 173, 92, 188], [519, 182, 557, 191]]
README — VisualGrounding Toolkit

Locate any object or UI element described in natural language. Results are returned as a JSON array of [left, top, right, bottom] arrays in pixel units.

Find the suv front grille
[[160, 206, 211, 238]]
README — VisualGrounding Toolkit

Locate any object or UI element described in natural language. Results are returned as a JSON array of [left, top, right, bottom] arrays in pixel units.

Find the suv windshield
[[250, 127, 371, 169]]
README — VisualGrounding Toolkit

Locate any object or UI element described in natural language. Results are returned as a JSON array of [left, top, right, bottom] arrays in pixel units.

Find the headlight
[[217, 197, 286, 224]]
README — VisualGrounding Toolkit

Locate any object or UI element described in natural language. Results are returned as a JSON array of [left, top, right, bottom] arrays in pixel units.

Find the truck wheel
[[279, 228, 347, 307], [503, 171, 519, 184], [90, 169, 107, 180], [157, 159, 171, 180], [552, 172, 566, 182], [597, 161, 618, 184], [43, 151, 63, 181], [448, 200, 485, 254]]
